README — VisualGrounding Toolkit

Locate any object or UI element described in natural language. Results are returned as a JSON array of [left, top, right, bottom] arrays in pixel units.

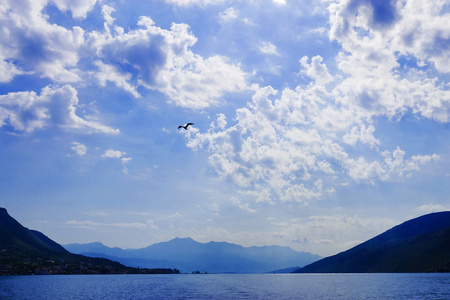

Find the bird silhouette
[[178, 123, 194, 130]]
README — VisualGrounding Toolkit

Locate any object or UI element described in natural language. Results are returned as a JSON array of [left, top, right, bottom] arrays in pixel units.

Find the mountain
[[64, 237, 322, 273], [0, 208, 178, 275], [0, 207, 68, 254], [294, 211, 450, 273]]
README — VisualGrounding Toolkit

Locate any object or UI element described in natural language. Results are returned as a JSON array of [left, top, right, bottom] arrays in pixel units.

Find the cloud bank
[[0, 85, 118, 134], [0, 0, 448, 204], [185, 0, 447, 204], [0, 0, 249, 136]]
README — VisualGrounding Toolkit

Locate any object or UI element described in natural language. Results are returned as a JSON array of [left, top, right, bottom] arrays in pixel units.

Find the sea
[[0, 273, 449, 299]]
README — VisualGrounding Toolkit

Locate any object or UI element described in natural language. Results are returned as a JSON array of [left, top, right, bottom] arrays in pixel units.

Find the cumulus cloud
[[1, 0, 448, 206], [87, 8, 248, 108], [102, 149, 125, 158], [0, 60, 26, 83], [0, 85, 119, 134], [329, 0, 450, 121], [259, 41, 280, 56], [219, 7, 239, 22], [101, 149, 132, 174], [0, 0, 84, 83], [51, 0, 98, 19], [0, 1, 248, 111], [94, 61, 140, 98], [186, 51, 440, 202], [165, 0, 226, 6], [180, 0, 449, 204], [299, 55, 333, 85], [71, 142, 87, 156]]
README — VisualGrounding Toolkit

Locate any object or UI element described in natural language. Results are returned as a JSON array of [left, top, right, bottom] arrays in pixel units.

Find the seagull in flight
[[178, 123, 194, 130]]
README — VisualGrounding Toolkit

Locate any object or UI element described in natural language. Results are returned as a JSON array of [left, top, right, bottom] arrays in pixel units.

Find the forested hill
[[0, 207, 68, 254], [294, 211, 450, 273], [0, 207, 178, 275]]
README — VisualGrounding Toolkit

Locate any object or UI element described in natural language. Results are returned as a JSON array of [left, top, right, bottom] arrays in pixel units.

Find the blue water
[[0, 273, 448, 299]]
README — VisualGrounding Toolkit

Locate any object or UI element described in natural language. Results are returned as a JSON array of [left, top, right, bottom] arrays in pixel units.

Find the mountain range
[[0, 207, 177, 275], [295, 211, 450, 273], [64, 238, 321, 273], [2, 206, 449, 274]]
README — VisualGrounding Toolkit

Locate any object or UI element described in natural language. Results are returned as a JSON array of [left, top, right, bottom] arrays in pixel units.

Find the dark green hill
[[0, 208, 68, 254], [0, 208, 178, 275], [294, 211, 450, 273], [29, 230, 68, 253]]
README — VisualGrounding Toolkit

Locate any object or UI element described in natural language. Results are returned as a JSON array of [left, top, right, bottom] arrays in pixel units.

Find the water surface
[[1, 273, 448, 299]]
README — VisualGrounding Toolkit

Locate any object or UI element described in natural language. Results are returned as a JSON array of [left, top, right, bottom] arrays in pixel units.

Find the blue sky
[[1, 0, 449, 257]]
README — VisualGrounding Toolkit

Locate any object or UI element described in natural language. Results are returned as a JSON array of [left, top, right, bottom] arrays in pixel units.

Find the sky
[[0, 0, 449, 257]]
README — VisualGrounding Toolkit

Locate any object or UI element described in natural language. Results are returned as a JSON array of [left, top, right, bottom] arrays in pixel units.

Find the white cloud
[[0, 0, 84, 83], [416, 204, 449, 214], [309, 27, 328, 35], [231, 196, 258, 213], [280, 214, 397, 255], [181, 0, 450, 204], [0, 1, 248, 110], [101, 149, 132, 174], [71, 142, 87, 156], [214, 113, 227, 129], [259, 41, 280, 56], [121, 157, 132, 174], [299, 55, 333, 85], [0, 60, 26, 82], [167, 212, 183, 218], [159, 54, 248, 108], [94, 61, 140, 98], [165, 0, 226, 6], [181, 214, 396, 256], [342, 124, 380, 148], [51, 0, 98, 19], [219, 7, 238, 22], [67, 219, 158, 229], [102, 149, 125, 158], [272, 0, 287, 5], [88, 11, 249, 109], [186, 52, 440, 202], [0, 85, 119, 134], [67, 220, 102, 228], [328, 0, 450, 121], [388, 0, 450, 73]]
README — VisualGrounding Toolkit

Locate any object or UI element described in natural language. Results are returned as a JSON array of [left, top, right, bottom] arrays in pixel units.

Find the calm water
[[0, 273, 449, 299]]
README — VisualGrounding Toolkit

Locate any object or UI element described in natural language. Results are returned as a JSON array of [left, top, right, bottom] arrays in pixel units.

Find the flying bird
[[178, 123, 194, 130]]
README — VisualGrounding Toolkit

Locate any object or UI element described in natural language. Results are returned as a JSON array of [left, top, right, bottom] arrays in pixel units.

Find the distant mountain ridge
[[0, 208, 178, 275], [64, 237, 322, 273], [295, 211, 450, 273]]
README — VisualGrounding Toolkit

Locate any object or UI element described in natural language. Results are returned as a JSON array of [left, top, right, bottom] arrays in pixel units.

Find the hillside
[[294, 211, 450, 273], [0, 208, 178, 275], [65, 237, 322, 273], [0, 208, 68, 254]]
